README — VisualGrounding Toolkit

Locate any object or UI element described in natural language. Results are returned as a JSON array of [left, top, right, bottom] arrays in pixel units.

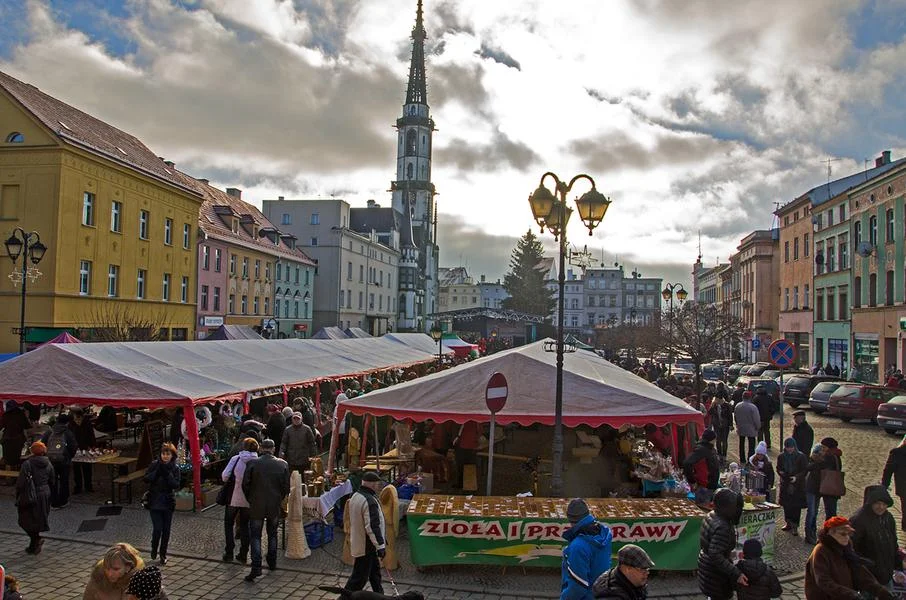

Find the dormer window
[[231, 218, 239, 234], [5, 132, 24, 143]]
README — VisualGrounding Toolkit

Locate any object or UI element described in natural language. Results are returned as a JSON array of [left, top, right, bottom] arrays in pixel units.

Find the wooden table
[[73, 455, 138, 505]]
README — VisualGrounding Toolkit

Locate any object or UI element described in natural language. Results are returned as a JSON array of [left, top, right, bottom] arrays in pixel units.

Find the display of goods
[[408, 495, 703, 519], [73, 449, 121, 462]]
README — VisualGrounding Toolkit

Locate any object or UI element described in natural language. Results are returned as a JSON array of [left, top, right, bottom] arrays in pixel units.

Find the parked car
[[745, 362, 775, 377], [737, 376, 781, 409], [762, 369, 781, 380], [701, 363, 726, 381], [726, 362, 748, 382], [877, 396, 906, 434], [827, 384, 899, 422], [783, 375, 843, 408], [808, 381, 845, 413]]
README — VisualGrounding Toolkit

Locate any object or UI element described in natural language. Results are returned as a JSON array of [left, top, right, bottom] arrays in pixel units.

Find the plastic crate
[[304, 521, 334, 549]]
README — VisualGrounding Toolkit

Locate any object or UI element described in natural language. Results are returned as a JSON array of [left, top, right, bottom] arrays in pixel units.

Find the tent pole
[[282, 385, 288, 407], [671, 424, 680, 467], [242, 391, 250, 416], [184, 403, 203, 511], [374, 416, 380, 472], [360, 414, 372, 467], [326, 404, 342, 475], [313, 384, 321, 426]]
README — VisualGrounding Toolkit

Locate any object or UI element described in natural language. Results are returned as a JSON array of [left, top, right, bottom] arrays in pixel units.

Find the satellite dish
[[815, 252, 824, 265], [857, 241, 874, 257]]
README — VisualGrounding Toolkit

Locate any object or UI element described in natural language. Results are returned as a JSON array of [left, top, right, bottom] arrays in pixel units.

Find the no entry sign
[[485, 372, 508, 414]]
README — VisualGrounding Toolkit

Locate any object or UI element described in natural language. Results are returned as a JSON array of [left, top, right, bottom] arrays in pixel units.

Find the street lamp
[[661, 283, 688, 375], [5, 228, 47, 354], [528, 172, 611, 498], [629, 308, 637, 359], [429, 324, 443, 368]]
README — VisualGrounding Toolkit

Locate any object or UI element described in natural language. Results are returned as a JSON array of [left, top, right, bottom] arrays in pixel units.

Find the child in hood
[[735, 540, 782, 600]]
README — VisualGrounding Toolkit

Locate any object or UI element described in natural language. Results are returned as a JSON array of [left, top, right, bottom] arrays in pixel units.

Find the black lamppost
[[528, 172, 611, 497], [629, 308, 637, 359], [5, 228, 47, 354], [661, 283, 688, 375], [430, 324, 443, 367]]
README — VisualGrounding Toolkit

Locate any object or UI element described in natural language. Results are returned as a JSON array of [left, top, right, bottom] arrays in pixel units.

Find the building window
[[360, 264, 364, 282], [241, 295, 248, 314], [839, 235, 848, 269], [82, 192, 95, 226], [253, 296, 259, 315], [784, 241, 789, 262], [164, 218, 173, 245], [79, 261, 91, 295], [162, 273, 171, 301], [242, 257, 249, 278], [284, 300, 289, 319], [181, 276, 188, 303], [214, 248, 222, 272], [254, 259, 260, 280], [275, 298, 280, 317], [826, 290, 835, 320], [294, 301, 299, 318], [347, 262, 353, 280], [854, 220, 862, 244], [281, 213, 291, 225], [887, 208, 895, 243], [229, 254, 236, 276], [784, 288, 790, 311], [838, 289, 847, 320], [825, 238, 835, 271], [201, 285, 209, 310], [839, 203, 846, 221], [815, 292, 824, 320], [294, 268, 299, 284], [358, 291, 363, 309], [339, 290, 345, 307], [265, 262, 271, 280], [264, 296, 270, 315], [310, 237, 318, 246], [213, 287, 221, 311], [886, 270, 894, 305], [869, 215, 878, 246], [107, 265, 119, 297], [110, 201, 122, 232], [183, 223, 190, 249], [5, 132, 24, 143], [228, 294, 235, 314], [827, 209, 834, 227], [793, 238, 799, 260], [277, 263, 282, 281], [310, 213, 319, 225], [137, 269, 146, 299], [854, 276, 862, 307], [869, 273, 877, 307], [804, 284, 810, 309], [803, 233, 809, 257], [139, 210, 149, 239]]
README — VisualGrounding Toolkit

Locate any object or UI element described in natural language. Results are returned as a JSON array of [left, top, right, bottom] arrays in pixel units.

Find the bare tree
[[83, 301, 175, 342]]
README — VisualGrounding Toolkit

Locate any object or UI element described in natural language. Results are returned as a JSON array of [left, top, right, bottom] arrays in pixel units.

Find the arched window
[[406, 130, 417, 156], [869, 215, 878, 246], [854, 221, 862, 244], [5, 132, 24, 143], [406, 162, 413, 179]]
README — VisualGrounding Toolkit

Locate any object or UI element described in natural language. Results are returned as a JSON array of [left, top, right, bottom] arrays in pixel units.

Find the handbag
[[141, 490, 151, 510], [819, 456, 846, 497], [16, 463, 37, 507], [216, 461, 237, 506]]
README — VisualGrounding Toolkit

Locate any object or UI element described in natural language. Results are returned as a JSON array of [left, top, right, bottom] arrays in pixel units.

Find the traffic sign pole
[[485, 372, 508, 495], [768, 340, 797, 449], [487, 412, 496, 494], [779, 368, 784, 445]]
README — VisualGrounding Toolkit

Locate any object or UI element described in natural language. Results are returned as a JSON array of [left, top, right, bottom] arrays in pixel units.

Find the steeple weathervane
[[406, 0, 428, 105]]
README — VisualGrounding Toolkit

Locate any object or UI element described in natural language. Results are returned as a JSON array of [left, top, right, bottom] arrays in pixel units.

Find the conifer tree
[[502, 230, 556, 316]]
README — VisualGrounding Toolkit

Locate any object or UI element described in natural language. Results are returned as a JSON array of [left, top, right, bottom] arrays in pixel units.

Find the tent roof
[[202, 325, 263, 340], [312, 327, 350, 339], [43, 332, 81, 344], [383, 333, 454, 356], [0, 337, 438, 408], [344, 327, 372, 338], [339, 339, 704, 429]]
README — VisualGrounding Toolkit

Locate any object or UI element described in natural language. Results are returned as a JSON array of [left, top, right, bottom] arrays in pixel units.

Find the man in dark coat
[[698, 488, 747, 599], [279, 412, 317, 476], [881, 435, 906, 530], [777, 437, 809, 536], [242, 439, 290, 582], [791, 411, 814, 459], [592, 544, 654, 599], [40, 414, 78, 509], [682, 430, 720, 498], [752, 389, 774, 449], [850, 485, 899, 588], [1, 400, 32, 470], [68, 407, 96, 494], [265, 406, 287, 455]]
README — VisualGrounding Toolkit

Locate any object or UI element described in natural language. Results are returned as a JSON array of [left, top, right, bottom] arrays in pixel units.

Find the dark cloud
[[431, 0, 475, 37], [586, 88, 622, 104], [570, 131, 728, 174], [430, 62, 490, 110], [292, 0, 362, 56], [476, 43, 521, 70], [437, 130, 540, 173]]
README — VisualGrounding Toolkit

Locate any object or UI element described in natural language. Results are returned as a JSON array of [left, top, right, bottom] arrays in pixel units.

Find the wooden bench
[[0, 469, 19, 479], [113, 469, 146, 504]]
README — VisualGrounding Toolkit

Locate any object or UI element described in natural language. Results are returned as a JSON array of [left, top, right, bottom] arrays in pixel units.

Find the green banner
[[407, 513, 702, 570], [735, 505, 779, 565]]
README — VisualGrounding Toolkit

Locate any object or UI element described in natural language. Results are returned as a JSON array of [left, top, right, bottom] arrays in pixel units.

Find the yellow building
[[0, 71, 202, 351]]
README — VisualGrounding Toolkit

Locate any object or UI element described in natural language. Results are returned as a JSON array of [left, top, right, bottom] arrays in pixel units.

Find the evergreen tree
[[502, 230, 556, 317]]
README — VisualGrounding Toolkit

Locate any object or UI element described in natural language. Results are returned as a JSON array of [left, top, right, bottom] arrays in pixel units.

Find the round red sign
[[485, 372, 508, 414]]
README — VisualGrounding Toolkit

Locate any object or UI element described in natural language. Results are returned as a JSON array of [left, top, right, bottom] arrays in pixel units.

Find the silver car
[[808, 381, 844, 413]]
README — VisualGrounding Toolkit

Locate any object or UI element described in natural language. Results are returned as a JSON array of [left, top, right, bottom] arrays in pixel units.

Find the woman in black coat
[[144, 442, 181, 565], [16, 441, 54, 554], [882, 435, 906, 530], [1, 400, 32, 469], [777, 437, 809, 536], [698, 488, 747, 600]]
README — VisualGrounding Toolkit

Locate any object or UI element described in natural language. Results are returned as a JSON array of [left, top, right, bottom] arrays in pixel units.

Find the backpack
[[47, 429, 68, 461]]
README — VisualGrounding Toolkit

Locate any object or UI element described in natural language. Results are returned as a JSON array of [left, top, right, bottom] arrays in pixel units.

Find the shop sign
[[735, 505, 778, 564], [407, 514, 700, 569], [202, 316, 224, 327], [294, 323, 308, 331]]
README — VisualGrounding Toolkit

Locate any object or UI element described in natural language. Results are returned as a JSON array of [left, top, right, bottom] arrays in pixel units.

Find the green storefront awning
[[25, 327, 77, 343]]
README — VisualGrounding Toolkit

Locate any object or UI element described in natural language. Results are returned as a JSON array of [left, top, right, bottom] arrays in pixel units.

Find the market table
[[72, 454, 138, 505], [406, 495, 704, 570]]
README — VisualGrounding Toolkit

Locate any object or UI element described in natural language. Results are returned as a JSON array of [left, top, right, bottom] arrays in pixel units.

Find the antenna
[[697, 230, 702, 263]]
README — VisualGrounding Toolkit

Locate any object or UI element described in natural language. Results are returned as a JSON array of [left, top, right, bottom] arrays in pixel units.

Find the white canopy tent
[[327, 339, 703, 471]]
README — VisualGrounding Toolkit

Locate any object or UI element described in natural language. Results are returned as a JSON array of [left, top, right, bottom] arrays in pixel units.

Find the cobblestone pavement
[[0, 402, 899, 599]]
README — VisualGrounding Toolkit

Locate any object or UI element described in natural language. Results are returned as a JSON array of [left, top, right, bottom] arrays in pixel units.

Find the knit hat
[[618, 544, 655, 569], [701, 429, 717, 442], [792, 410, 805, 417], [823, 516, 854, 532], [362, 471, 383, 483], [30, 441, 47, 456], [811, 444, 824, 455], [742, 539, 762, 559], [282, 406, 294, 419], [820, 437, 839, 449], [126, 566, 162, 600], [259, 439, 276, 452], [784, 437, 798, 449], [567, 498, 590, 524], [754, 441, 768, 456]]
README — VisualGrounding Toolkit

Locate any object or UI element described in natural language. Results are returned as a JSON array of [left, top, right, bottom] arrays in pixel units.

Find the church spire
[[405, 0, 428, 105]]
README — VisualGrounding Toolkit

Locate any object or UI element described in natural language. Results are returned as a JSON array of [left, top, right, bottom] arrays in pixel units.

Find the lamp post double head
[[661, 283, 688, 375], [528, 172, 611, 498], [430, 324, 443, 368], [5, 228, 47, 354]]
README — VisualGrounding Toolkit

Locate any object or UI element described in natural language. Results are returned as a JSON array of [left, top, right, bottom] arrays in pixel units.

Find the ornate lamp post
[[5, 228, 47, 354], [528, 172, 611, 497], [429, 324, 443, 367], [661, 283, 688, 375]]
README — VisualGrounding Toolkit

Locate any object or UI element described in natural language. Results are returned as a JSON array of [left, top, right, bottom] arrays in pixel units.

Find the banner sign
[[735, 504, 779, 565]]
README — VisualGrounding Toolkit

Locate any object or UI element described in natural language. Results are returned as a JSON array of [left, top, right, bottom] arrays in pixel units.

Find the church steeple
[[406, 0, 428, 106]]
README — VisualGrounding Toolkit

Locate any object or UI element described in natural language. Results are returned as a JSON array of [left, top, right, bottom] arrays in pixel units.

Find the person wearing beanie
[[850, 485, 898, 588], [881, 434, 906, 531], [805, 516, 894, 600], [15, 440, 54, 554], [278, 411, 317, 478], [560, 498, 612, 600], [125, 565, 168, 600], [698, 488, 746, 600], [734, 539, 781, 600], [242, 438, 289, 582], [592, 544, 653, 599], [282, 406, 294, 426], [40, 412, 78, 509], [681, 430, 720, 500], [746, 441, 775, 501]]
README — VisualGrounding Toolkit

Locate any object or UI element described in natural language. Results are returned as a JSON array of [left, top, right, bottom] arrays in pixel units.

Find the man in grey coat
[[242, 439, 289, 582], [279, 412, 318, 477], [734, 393, 761, 461]]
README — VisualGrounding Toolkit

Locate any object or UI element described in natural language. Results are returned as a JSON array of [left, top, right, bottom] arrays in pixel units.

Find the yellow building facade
[[0, 71, 202, 351]]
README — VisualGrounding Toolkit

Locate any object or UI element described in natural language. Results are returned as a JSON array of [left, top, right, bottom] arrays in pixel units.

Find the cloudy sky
[[2, 0, 906, 286]]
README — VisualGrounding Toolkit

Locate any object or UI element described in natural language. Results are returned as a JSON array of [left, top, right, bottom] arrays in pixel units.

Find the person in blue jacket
[[561, 498, 613, 600]]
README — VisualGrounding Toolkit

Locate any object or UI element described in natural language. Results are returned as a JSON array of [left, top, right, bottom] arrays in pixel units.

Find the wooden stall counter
[[406, 495, 704, 570]]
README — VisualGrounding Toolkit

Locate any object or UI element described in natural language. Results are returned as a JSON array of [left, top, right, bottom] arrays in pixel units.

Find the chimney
[[480, 274, 486, 283], [882, 150, 892, 165], [198, 178, 209, 185], [164, 160, 175, 168], [367, 199, 379, 208], [226, 188, 242, 199], [278, 196, 284, 201]]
